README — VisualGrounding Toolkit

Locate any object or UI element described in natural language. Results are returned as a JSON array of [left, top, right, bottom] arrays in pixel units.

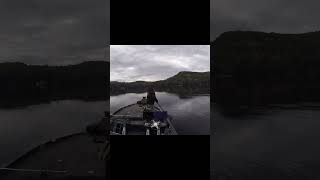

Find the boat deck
[[113, 104, 145, 117], [111, 103, 178, 135], [0, 133, 108, 180]]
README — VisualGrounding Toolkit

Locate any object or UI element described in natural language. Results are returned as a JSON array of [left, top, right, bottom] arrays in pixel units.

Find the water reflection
[[212, 103, 320, 179], [110, 92, 210, 135], [0, 100, 106, 167]]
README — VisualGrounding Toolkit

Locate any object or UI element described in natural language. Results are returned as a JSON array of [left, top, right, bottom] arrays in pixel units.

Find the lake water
[[212, 103, 320, 179], [110, 92, 210, 135], [0, 100, 107, 167]]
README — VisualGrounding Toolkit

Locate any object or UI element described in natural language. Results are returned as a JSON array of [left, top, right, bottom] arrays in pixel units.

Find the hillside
[[213, 31, 320, 106], [0, 61, 109, 107], [158, 71, 209, 86], [110, 71, 210, 95]]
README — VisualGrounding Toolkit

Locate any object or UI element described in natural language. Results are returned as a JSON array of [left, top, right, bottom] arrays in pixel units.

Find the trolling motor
[[144, 111, 168, 135], [145, 120, 161, 135]]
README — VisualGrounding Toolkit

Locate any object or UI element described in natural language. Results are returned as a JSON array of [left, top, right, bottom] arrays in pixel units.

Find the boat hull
[[110, 103, 177, 135]]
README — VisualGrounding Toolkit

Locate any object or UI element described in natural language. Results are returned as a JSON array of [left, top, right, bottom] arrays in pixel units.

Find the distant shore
[[0, 61, 109, 108], [111, 71, 210, 96], [212, 31, 320, 107]]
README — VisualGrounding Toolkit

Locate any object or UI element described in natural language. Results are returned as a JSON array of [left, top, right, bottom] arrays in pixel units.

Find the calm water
[[110, 92, 210, 135], [212, 103, 320, 179], [0, 100, 107, 167]]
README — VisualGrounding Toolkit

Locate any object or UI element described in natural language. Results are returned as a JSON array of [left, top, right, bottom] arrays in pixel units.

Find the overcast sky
[[211, 0, 320, 41], [0, 0, 109, 65], [110, 45, 210, 82]]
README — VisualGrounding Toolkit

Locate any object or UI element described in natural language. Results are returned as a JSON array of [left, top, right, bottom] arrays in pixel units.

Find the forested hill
[[213, 30, 320, 106], [0, 61, 109, 107], [110, 71, 210, 95]]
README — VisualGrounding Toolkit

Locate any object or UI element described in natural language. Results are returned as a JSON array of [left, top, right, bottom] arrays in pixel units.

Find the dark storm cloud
[[110, 45, 210, 82], [211, 0, 320, 41], [0, 0, 109, 65]]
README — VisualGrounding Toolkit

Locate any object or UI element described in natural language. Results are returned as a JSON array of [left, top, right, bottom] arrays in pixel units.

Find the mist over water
[[110, 92, 210, 135]]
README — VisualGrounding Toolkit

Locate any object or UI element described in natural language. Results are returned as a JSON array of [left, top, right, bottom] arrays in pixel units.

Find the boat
[[110, 98, 177, 135], [0, 117, 110, 180]]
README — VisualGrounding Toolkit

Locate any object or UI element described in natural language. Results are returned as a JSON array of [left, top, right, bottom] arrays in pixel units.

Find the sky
[[0, 0, 109, 65], [110, 45, 210, 82], [211, 0, 320, 41]]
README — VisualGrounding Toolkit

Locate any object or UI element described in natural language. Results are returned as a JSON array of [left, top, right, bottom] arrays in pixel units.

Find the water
[[0, 100, 107, 167], [212, 103, 320, 179], [110, 92, 210, 135]]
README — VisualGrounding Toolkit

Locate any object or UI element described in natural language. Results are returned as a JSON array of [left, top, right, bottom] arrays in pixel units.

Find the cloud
[[110, 45, 210, 82], [0, 0, 109, 65], [211, 0, 320, 40]]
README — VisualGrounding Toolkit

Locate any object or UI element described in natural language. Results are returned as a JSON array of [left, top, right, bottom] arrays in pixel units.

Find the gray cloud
[[211, 0, 320, 41], [110, 45, 210, 82], [0, 0, 109, 65]]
